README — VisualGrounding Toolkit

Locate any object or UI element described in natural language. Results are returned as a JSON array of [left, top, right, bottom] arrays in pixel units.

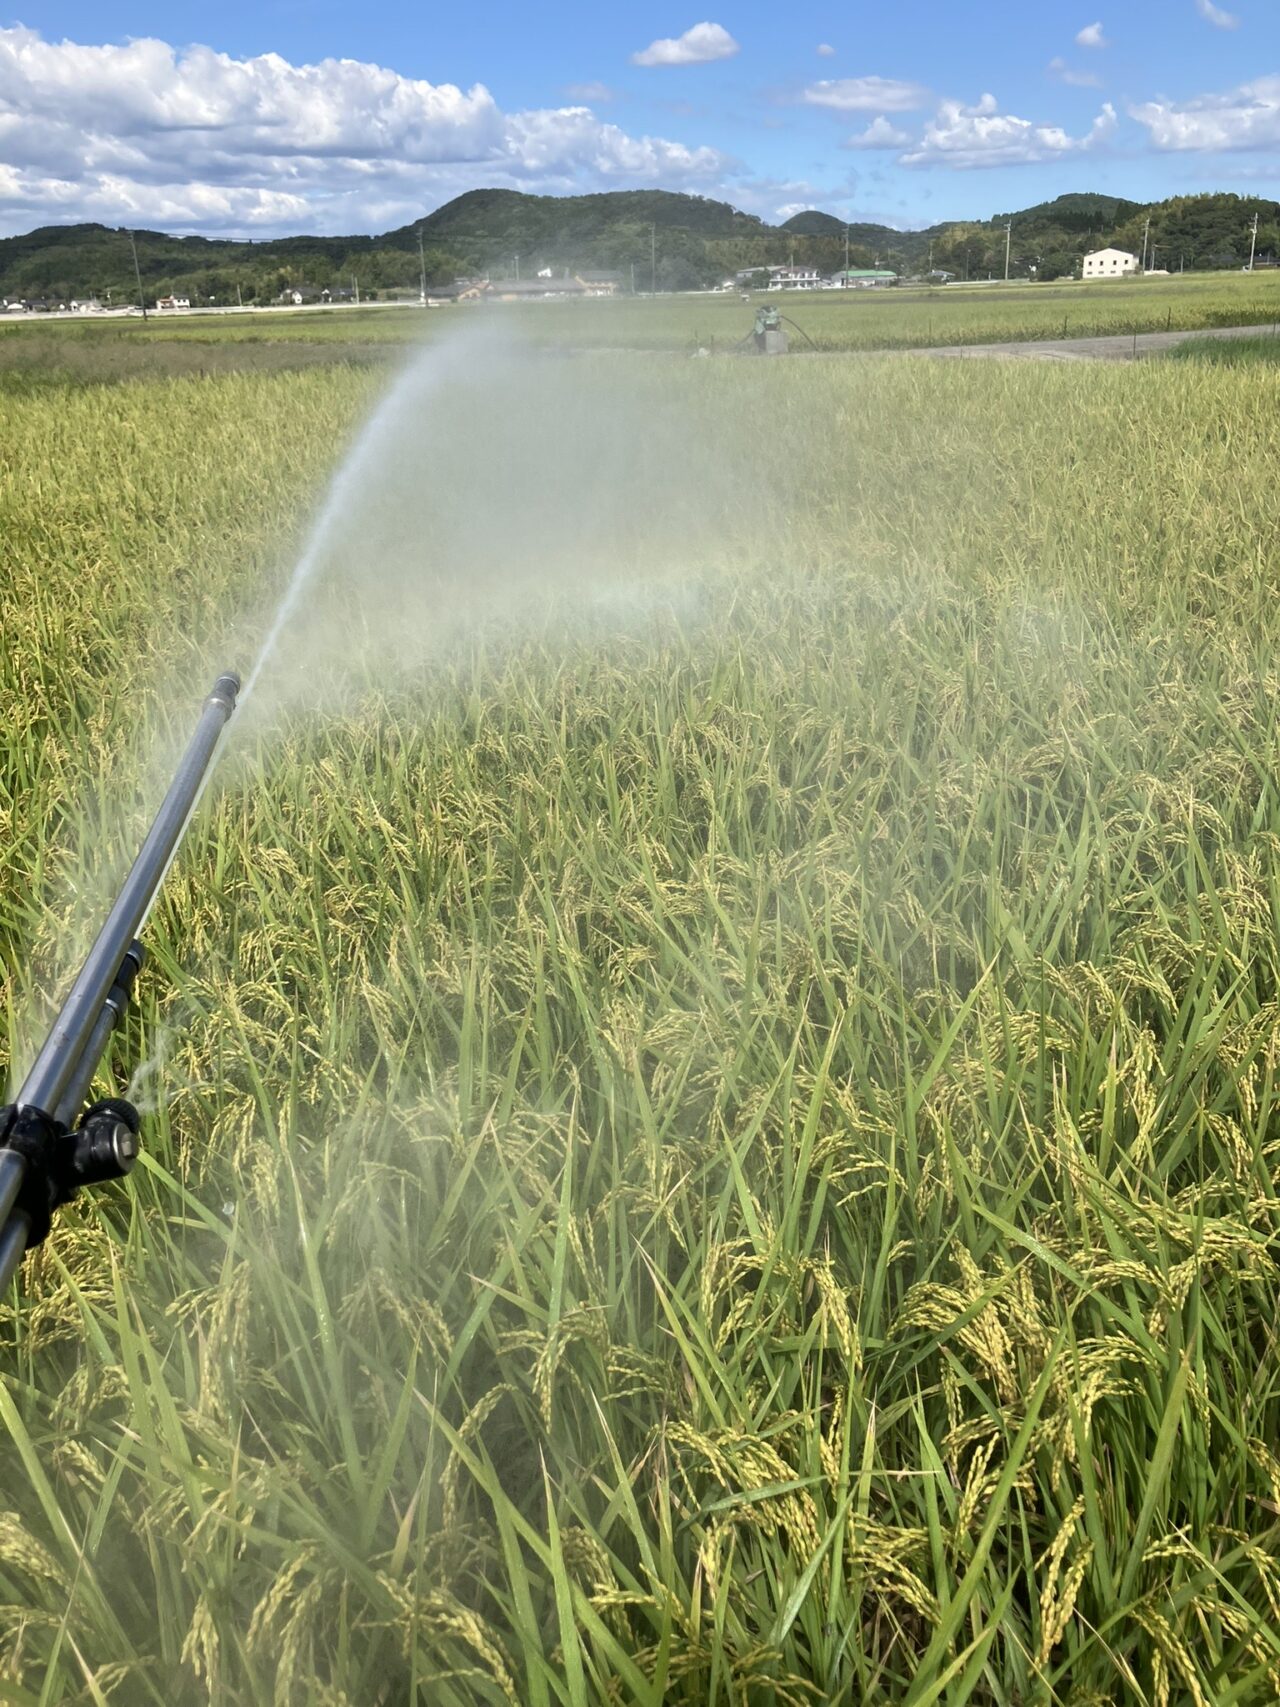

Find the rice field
[[2, 332, 1280, 1705], [3, 264, 1280, 367], [1171, 333, 1280, 367]]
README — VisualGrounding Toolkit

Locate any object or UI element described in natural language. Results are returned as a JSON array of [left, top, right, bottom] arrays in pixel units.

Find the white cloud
[[1195, 0, 1240, 27], [725, 171, 855, 220], [817, 43, 836, 57], [630, 23, 740, 67], [802, 77, 928, 112], [1132, 76, 1280, 150], [0, 26, 729, 235], [563, 81, 615, 103], [845, 116, 912, 149], [1048, 56, 1103, 89], [901, 93, 1117, 168], [1075, 21, 1108, 47]]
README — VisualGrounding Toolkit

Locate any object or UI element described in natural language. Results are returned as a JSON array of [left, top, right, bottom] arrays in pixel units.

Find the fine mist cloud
[[236, 322, 770, 722]]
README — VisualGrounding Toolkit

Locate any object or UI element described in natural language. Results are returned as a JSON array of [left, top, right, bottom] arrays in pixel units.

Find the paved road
[[911, 322, 1280, 363]]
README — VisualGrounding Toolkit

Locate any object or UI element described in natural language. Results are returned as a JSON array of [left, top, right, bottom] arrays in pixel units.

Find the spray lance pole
[[0, 672, 241, 1294]]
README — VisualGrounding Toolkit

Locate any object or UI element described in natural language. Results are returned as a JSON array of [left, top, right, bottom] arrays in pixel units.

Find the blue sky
[[1, 2, 1276, 236]]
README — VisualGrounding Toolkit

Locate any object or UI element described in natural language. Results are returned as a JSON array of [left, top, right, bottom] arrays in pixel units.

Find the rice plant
[[2, 347, 1279, 1704]]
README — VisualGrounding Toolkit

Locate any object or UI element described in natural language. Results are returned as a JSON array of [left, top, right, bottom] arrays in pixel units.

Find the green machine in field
[[753, 304, 789, 355]]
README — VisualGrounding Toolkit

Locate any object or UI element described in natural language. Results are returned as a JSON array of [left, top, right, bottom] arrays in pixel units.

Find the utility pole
[[1142, 215, 1151, 272], [128, 230, 148, 322], [418, 225, 427, 301], [630, 260, 635, 295], [1004, 218, 1012, 282], [236, 280, 242, 308], [651, 222, 656, 295], [844, 223, 849, 287], [1248, 211, 1259, 272], [353, 275, 360, 305]]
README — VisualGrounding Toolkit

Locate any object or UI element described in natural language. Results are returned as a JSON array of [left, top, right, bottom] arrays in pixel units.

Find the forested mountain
[[1, 188, 1275, 304], [931, 192, 1278, 281]]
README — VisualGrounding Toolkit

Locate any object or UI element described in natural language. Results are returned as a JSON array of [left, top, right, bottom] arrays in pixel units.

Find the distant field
[[3, 328, 1280, 1703], [2, 268, 1279, 372]]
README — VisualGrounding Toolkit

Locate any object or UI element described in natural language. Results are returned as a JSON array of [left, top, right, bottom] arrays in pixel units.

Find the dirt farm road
[[909, 322, 1280, 363]]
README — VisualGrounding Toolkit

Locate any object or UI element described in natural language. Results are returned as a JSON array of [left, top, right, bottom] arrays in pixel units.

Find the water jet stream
[[240, 333, 462, 706]]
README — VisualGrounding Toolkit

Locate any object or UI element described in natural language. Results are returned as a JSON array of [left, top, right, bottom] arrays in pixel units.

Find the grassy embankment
[[1, 338, 1280, 1704]]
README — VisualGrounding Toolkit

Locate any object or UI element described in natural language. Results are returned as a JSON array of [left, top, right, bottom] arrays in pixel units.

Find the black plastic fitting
[[0, 1096, 141, 1249], [206, 672, 242, 719], [67, 1100, 141, 1188]]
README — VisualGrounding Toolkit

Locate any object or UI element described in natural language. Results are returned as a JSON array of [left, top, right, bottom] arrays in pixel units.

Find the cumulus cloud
[[802, 77, 928, 112], [630, 23, 740, 67], [901, 93, 1117, 168], [1132, 76, 1280, 150], [1076, 21, 1108, 47], [816, 43, 836, 57], [845, 116, 912, 149], [1048, 56, 1103, 89], [0, 26, 729, 235], [1195, 0, 1239, 27], [724, 171, 847, 220]]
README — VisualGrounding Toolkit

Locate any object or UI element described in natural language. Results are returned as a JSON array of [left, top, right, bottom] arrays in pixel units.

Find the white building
[[768, 265, 823, 290], [1083, 248, 1138, 280]]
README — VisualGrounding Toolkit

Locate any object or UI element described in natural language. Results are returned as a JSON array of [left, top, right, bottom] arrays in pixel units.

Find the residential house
[[767, 265, 823, 290], [426, 280, 488, 304]]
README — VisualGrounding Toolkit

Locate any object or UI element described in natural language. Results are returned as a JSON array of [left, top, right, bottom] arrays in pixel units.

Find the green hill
[[405, 186, 767, 245], [780, 210, 847, 238], [1, 188, 1275, 304]]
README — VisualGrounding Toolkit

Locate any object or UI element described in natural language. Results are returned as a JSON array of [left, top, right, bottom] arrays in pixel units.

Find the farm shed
[[1083, 248, 1138, 279], [831, 268, 899, 288]]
